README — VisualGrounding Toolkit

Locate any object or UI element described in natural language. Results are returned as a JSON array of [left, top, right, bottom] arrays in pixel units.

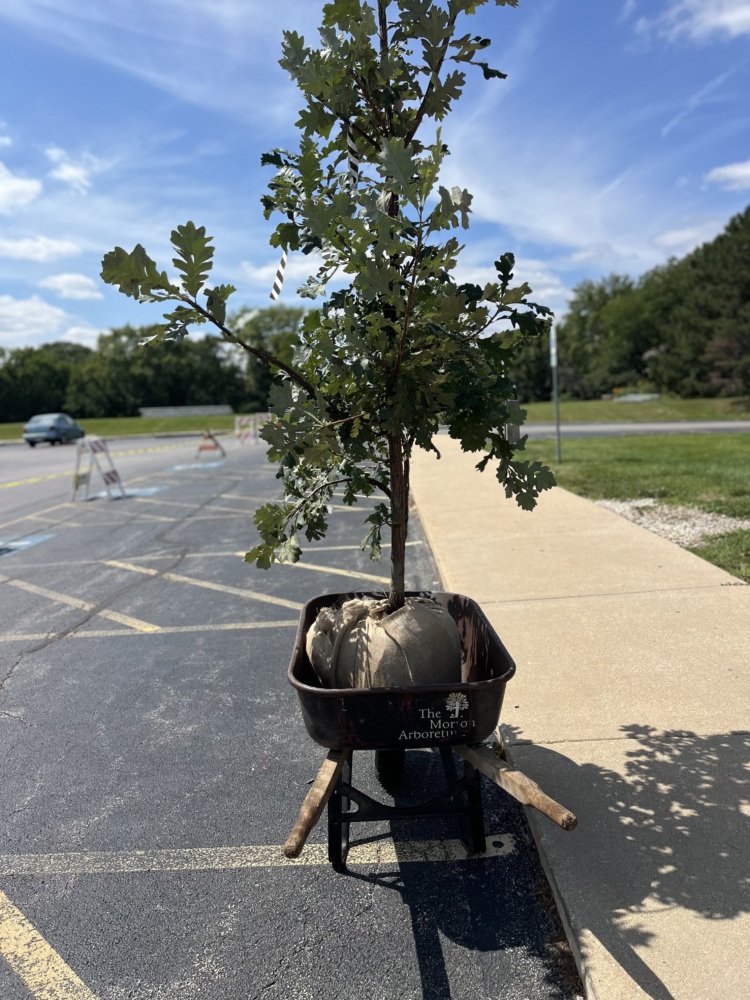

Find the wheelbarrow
[[284, 592, 577, 865]]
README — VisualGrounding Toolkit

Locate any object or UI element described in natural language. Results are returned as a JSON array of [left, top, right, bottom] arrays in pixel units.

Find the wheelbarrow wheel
[[375, 748, 406, 791]]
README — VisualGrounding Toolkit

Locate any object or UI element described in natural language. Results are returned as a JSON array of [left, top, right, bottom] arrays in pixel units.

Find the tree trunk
[[388, 434, 409, 611]]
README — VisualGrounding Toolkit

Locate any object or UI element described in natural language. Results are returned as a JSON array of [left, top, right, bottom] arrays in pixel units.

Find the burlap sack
[[306, 596, 461, 689]]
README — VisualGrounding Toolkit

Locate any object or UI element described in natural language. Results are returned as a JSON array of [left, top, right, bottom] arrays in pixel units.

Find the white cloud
[[0, 236, 81, 261], [60, 323, 103, 348], [0, 136, 12, 148], [0, 161, 42, 213], [705, 158, 750, 190], [638, 0, 750, 41], [45, 147, 103, 193], [37, 273, 104, 299], [0, 294, 69, 346]]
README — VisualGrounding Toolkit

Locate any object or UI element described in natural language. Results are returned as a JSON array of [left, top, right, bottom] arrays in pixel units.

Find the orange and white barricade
[[196, 429, 226, 459], [72, 437, 126, 500], [235, 413, 271, 444], [235, 416, 253, 444]]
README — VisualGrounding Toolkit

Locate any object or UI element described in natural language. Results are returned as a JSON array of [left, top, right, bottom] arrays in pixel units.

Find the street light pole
[[550, 327, 562, 463]]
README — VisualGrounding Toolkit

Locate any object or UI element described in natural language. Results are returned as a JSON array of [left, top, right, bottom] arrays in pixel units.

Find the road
[[0, 436, 580, 1000], [524, 419, 750, 439]]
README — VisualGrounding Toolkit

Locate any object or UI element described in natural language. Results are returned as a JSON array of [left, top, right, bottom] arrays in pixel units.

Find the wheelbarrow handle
[[455, 744, 577, 831], [283, 750, 347, 859]]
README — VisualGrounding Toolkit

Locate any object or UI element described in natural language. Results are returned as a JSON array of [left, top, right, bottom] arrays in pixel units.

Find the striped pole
[[346, 120, 359, 196], [269, 248, 287, 301]]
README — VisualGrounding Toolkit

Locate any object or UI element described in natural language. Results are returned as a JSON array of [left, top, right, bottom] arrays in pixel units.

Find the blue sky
[[0, 0, 749, 351]]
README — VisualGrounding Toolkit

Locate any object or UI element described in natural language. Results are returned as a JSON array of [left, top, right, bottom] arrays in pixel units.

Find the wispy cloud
[[0, 236, 81, 261], [0, 161, 42, 213], [0, 0, 318, 126], [37, 273, 104, 299], [638, 0, 750, 42], [705, 157, 750, 190], [660, 67, 737, 136], [652, 218, 728, 252], [45, 147, 105, 194]]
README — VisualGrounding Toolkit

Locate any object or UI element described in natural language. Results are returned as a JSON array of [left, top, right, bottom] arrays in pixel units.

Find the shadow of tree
[[504, 725, 750, 1000]]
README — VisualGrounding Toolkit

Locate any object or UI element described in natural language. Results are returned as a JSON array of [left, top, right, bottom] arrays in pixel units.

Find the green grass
[[521, 396, 750, 424], [524, 433, 750, 581]]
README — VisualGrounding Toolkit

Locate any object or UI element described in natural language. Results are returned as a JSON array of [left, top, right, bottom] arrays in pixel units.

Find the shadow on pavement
[[335, 750, 578, 1000], [509, 726, 750, 1000]]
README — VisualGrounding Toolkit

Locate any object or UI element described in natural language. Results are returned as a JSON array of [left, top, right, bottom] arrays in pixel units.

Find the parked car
[[22, 413, 85, 447]]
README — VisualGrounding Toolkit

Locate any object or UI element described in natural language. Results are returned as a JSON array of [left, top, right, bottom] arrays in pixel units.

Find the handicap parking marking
[[0, 533, 55, 558], [0, 889, 99, 1000]]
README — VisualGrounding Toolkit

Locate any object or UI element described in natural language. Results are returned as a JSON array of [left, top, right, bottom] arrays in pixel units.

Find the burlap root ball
[[306, 596, 462, 689]]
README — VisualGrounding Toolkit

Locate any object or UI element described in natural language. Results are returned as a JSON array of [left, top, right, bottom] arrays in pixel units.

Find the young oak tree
[[101, 0, 555, 614]]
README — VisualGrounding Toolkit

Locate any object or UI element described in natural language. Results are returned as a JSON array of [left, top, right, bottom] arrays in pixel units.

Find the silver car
[[22, 413, 85, 447]]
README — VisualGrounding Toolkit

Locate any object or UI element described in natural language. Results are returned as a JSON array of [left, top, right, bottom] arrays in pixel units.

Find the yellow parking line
[[0, 836, 515, 876], [0, 622, 297, 642], [133, 497, 253, 516], [0, 890, 99, 999], [102, 560, 303, 611], [0, 472, 70, 490], [1, 579, 160, 633], [105, 560, 158, 576], [0, 503, 71, 532], [286, 561, 390, 585], [162, 572, 304, 610]]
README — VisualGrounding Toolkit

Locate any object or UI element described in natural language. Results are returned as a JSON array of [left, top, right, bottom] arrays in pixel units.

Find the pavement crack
[[0, 709, 34, 728]]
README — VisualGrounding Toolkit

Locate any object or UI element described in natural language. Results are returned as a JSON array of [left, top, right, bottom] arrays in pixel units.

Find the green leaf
[[204, 284, 236, 326], [100, 244, 176, 300], [472, 60, 508, 80], [171, 222, 214, 297], [377, 138, 421, 208]]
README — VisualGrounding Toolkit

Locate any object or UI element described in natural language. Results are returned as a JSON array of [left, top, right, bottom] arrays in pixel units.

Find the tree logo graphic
[[444, 693, 469, 718]]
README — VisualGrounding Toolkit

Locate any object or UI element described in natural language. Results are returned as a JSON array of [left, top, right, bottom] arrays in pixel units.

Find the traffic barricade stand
[[235, 413, 271, 445], [72, 437, 126, 500], [235, 416, 253, 444], [196, 430, 226, 458]]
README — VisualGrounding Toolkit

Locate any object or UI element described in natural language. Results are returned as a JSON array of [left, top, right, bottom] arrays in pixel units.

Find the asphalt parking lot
[[0, 436, 580, 999]]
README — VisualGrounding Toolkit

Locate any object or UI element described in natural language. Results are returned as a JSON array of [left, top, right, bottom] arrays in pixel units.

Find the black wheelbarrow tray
[[284, 592, 577, 864]]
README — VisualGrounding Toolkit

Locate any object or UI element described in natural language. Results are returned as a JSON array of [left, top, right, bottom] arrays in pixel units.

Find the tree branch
[[183, 294, 319, 401]]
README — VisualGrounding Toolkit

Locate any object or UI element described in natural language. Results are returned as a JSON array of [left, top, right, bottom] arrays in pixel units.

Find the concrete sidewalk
[[411, 437, 750, 1000]]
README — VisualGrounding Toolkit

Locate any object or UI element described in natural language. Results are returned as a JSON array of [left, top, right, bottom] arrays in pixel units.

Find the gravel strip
[[595, 498, 750, 548]]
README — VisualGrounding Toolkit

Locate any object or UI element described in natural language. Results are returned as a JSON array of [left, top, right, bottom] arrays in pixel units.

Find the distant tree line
[[4, 205, 748, 422], [509, 204, 750, 401], [0, 306, 305, 423]]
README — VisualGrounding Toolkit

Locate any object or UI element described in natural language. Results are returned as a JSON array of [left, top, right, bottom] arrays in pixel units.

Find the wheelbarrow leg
[[439, 746, 486, 855], [328, 750, 353, 867]]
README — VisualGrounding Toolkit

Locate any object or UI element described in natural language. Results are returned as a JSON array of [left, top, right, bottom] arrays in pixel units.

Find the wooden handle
[[455, 744, 577, 831], [283, 750, 346, 858]]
